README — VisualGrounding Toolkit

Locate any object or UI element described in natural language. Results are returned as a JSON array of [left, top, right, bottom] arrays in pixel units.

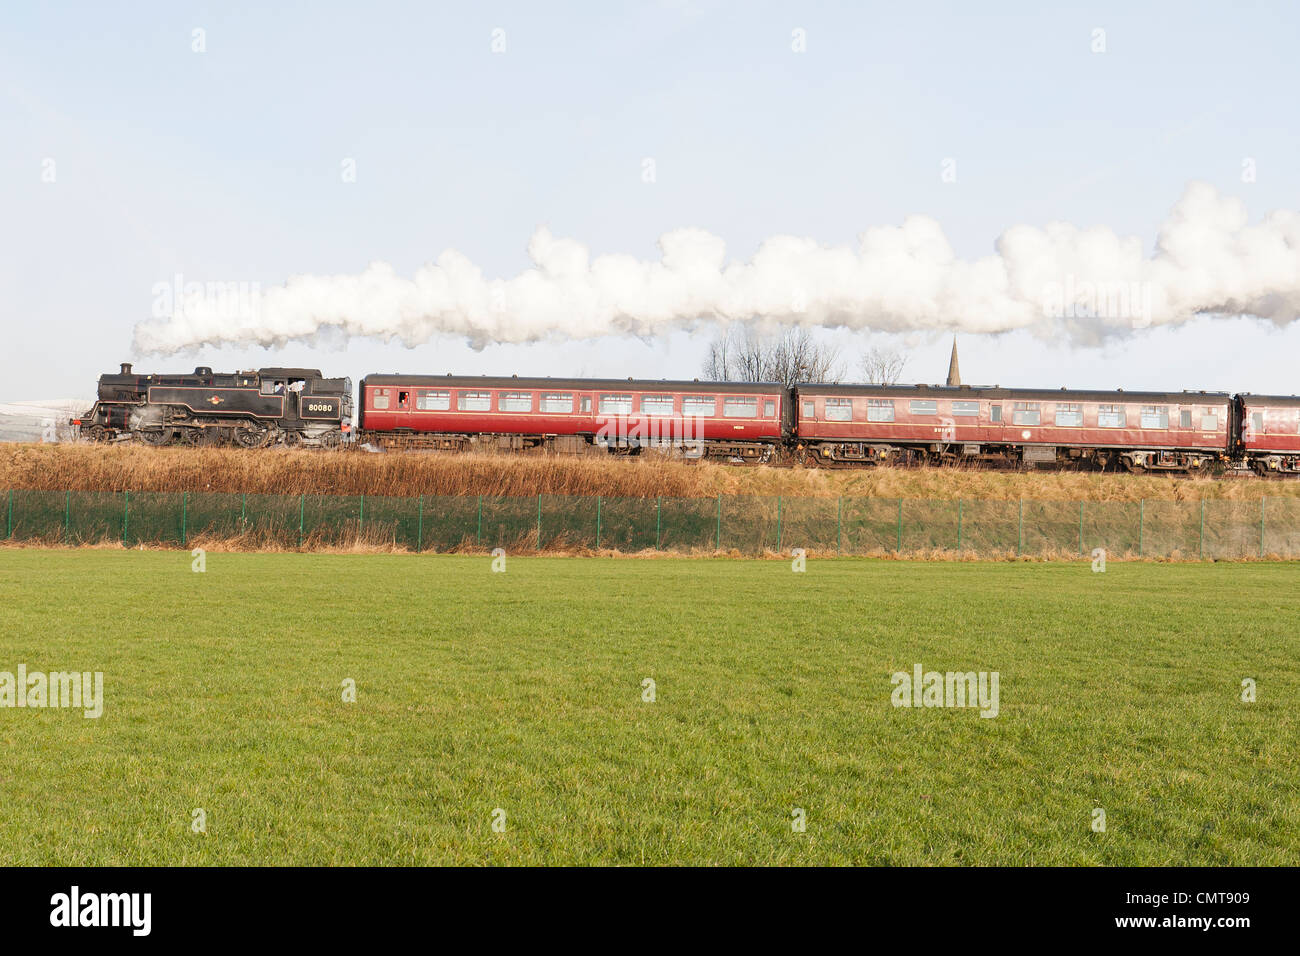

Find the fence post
[[1260, 496, 1266, 558], [896, 498, 903, 554], [596, 495, 602, 550], [1017, 498, 1023, 556], [837, 496, 843, 554], [1199, 499, 1205, 560], [715, 495, 722, 551], [776, 495, 782, 553], [417, 495, 424, 553], [656, 495, 662, 550], [1138, 499, 1144, 557], [181, 492, 188, 547], [298, 493, 305, 548], [63, 490, 70, 544], [122, 490, 130, 545], [536, 493, 542, 551], [956, 498, 963, 552], [1078, 501, 1084, 555], [477, 494, 483, 547]]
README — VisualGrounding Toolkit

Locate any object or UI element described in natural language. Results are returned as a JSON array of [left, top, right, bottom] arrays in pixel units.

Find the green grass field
[[0, 549, 1296, 865]]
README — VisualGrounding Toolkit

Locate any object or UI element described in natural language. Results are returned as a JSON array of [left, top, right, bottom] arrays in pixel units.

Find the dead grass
[[3, 535, 1286, 563], [2, 442, 1297, 502]]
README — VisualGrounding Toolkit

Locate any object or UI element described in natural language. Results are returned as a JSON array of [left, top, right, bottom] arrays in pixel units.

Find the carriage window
[[1252, 412, 1264, 433], [1012, 402, 1040, 426], [1140, 406, 1168, 429], [498, 392, 533, 412], [867, 399, 894, 423], [1055, 403, 1083, 427], [952, 401, 980, 417], [764, 400, 775, 417], [641, 394, 674, 416], [372, 389, 390, 410], [457, 391, 491, 412], [990, 405, 1002, 423], [723, 397, 758, 418], [682, 396, 716, 417], [1098, 405, 1125, 427], [540, 392, 573, 413], [825, 398, 853, 421], [1179, 409, 1192, 429], [580, 396, 592, 413], [599, 394, 633, 414], [802, 401, 815, 418], [1201, 412, 1218, 431], [416, 389, 450, 411], [909, 400, 937, 415], [397, 391, 410, 409]]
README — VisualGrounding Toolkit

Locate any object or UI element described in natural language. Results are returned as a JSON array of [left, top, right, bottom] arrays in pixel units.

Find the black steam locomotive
[[73, 363, 353, 448]]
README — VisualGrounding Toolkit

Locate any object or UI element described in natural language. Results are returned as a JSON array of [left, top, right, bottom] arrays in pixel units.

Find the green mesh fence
[[2, 489, 1299, 559]]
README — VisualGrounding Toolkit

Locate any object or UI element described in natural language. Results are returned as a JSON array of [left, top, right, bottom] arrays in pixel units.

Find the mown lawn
[[0, 549, 1295, 865]]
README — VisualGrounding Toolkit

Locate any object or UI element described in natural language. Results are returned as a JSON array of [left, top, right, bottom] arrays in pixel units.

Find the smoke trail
[[132, 182, 1300, 354]]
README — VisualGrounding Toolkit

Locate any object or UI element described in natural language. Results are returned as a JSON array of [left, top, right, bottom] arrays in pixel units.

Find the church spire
[[946, 337, 961, 387]]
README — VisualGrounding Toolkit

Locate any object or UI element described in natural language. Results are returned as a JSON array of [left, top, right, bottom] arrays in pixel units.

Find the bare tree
[[703, 324, 844, 387], [860, 345, 908, 385]]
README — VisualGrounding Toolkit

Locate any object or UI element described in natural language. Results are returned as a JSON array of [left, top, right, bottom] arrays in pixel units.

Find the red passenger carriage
[[1236, 394, 1300, 474], [358, 374, 787, 460], [792, 383, 1232, 472]]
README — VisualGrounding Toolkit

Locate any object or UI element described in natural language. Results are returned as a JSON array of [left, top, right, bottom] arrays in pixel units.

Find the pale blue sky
[[3, 1, 1298, 398]]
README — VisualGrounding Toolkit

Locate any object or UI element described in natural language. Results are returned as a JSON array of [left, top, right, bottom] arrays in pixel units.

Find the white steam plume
[[133, 182, 1300, 354]]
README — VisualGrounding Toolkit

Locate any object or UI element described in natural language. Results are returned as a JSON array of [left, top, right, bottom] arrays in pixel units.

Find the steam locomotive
[[73, 363, 352, 448], [73, 364, 1300, 475]]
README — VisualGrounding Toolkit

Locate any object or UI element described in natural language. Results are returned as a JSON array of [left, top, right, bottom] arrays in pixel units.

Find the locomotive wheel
[[179, 429, 203, 446], [281, 430, 303, 448], [232, 423, 269, 448], [135, 428, 173, 446], [318, 429, 342, 449], [85, 425, 107, 443]]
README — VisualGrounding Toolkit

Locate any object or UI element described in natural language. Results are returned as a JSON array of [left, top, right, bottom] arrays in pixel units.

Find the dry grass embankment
[[1, 442, 1295, 502]]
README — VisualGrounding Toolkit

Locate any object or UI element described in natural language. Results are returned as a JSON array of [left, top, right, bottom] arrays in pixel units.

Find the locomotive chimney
[[120, 362, 133, 375]]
